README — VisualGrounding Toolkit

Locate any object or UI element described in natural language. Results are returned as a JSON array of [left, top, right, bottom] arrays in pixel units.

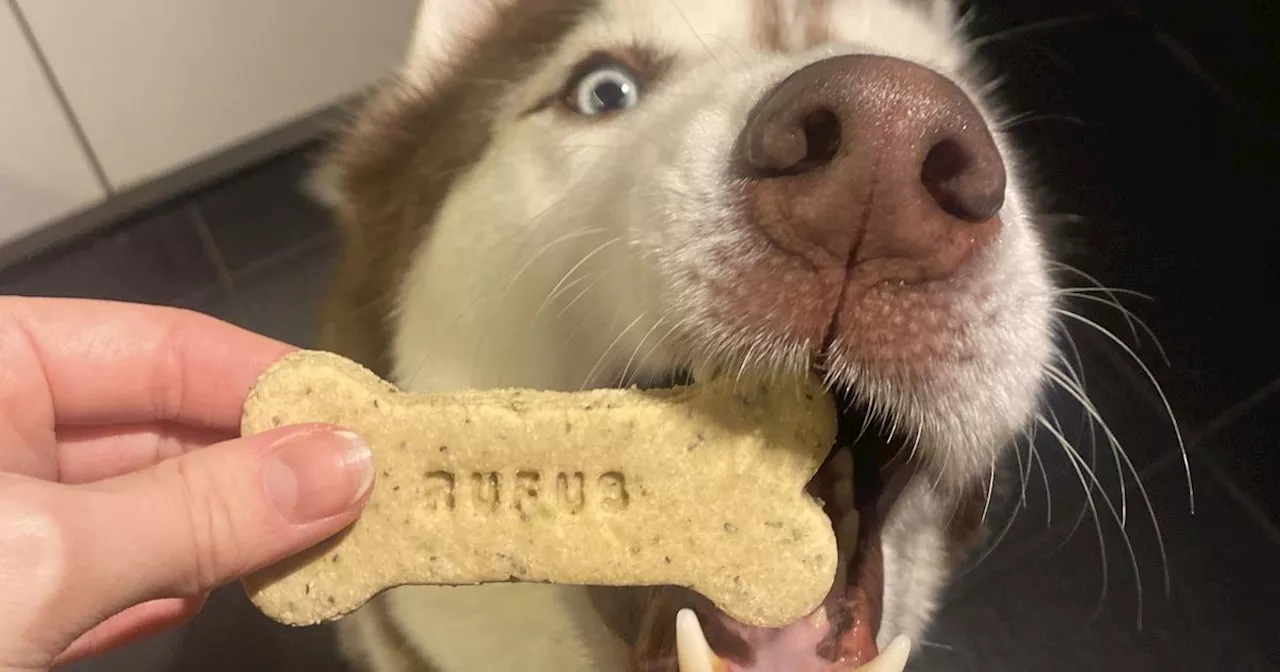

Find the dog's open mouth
[[630, 374, 915, 672]]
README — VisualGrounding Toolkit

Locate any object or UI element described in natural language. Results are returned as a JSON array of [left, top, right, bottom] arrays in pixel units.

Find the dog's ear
[[403, 0, 517, 88]]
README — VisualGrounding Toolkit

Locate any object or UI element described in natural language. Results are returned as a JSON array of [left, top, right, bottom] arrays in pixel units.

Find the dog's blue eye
[[570, 65, 641, 116]]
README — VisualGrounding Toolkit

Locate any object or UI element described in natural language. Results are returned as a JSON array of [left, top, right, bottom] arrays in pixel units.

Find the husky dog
[[314, 1, 1057, 670]]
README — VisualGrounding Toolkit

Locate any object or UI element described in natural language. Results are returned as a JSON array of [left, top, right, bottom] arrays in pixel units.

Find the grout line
[[1137, 449, 1197, 520], [1117, 361, 1280, 519], [228, 229, 336, 285], [1070, 322, 1193, 442], [970, 10, 1122, 47], [8, 0, 113, 194], [1111, 0, 1143, 18], [171, 282, 224, 311], [1186, 375, 1280, 449], [1197, 452, 1280, 548], [1140, 409, 1280, 548], [1148, 26, 1279, 146], [0, 103, 352, 270], [188, 205, 249, 321], [1137, 449, 1180, 481], [189, 206, 237, 289]]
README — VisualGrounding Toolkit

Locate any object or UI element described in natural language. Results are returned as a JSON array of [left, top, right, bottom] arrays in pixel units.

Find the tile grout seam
[[188, 204, 249, 322]]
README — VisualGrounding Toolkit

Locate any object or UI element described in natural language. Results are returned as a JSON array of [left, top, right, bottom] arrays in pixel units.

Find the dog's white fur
[[334, 1, 1057, 669]]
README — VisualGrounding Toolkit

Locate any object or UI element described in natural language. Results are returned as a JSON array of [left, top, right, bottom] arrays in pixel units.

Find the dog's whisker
[[929, 433, 952, 496], [1036, 414, 1115, 619], [1054, 286, 1155, 302], [1059, 293, 1171, 365], [581, 312, 651, 391], [625, 316, 694, 387], [1048, 353, 1100, 542], [1045, 363, 1129, 526], [959, 456, 1025, 578], [535, 238, 624, 322], [883, 419, 914, 470], [1047, 359, 1174, 598], [1048, 260, 1165, 363], [666, 0, 728, 74], [618, 315, 671, 387], [406, 192, 606, 385], [979, 460, 997, 528], [690, 30, 750, 68], [556, 276, 601, 320], [1027, 432, 1053, 526], [542, 273, 594, 312], [1011, 428, 1030, 509], [969, 12, 1115, 49], [995, 111, 1084, 132], [491, 231, 618, 384], [1015, 422, 1052, 524], [1039, 415, 1154, 629], [1054, 308, 1193, 520], [733, 338, 759, 390], [916, 639, 959, 652], [1054, 327, 1099, 515], [1042, 402, 1097, 553], [1055, 313, 1089, 393]]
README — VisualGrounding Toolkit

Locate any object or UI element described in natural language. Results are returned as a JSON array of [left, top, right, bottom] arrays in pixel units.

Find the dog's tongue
[[705, 607, 875, 670], [633, 589, 908, 672], [674, 607, 909, 672]]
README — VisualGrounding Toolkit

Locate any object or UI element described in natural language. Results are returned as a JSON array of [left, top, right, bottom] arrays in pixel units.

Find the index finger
[[0, 297, 295, 431]]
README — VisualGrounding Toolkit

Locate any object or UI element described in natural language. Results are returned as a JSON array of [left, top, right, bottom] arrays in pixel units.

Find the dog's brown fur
[[318, 0, 598, 377]]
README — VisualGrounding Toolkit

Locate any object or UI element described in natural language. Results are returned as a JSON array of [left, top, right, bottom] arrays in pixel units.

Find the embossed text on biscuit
[[417, 469, 630, 515]]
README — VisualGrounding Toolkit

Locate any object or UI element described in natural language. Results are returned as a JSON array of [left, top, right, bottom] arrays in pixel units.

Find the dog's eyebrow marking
[[804, 0, 834, 49], [754, 0, 835, 53], [754, 0, 786, 53]]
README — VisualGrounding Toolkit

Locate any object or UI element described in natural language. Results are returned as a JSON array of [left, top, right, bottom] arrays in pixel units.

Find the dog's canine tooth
[[847, 635, 911, 672], [676, 609, 726, 672]]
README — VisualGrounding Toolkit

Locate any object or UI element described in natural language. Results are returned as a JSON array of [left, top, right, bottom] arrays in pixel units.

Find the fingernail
[[263, 430, 374, 523]]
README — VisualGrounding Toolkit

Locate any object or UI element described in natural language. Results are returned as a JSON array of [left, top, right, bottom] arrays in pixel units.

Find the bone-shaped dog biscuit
[[240, 351, 838, 628]]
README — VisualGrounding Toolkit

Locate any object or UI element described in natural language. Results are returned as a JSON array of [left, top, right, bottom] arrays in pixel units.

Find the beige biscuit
[[240, 350, 837, 629]]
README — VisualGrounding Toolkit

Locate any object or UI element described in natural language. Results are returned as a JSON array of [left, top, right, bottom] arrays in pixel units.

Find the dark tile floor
[[3, 7, 1278, 672]]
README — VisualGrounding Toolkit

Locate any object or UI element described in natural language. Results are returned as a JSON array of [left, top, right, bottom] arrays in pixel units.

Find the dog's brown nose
[[740, 55, 1005, 281]]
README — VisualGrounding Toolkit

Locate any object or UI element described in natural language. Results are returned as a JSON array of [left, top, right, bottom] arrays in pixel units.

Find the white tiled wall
[[2, 0, 418, 249], [0, 2, 106, 247], [17, 0, 418, 191]]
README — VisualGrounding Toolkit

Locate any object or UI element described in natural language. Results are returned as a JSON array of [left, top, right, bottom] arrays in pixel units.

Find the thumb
[[50, 425, 373, 648]]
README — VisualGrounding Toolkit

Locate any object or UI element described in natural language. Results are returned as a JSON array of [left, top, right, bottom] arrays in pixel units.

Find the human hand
[[0, 298, 375, 671]]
